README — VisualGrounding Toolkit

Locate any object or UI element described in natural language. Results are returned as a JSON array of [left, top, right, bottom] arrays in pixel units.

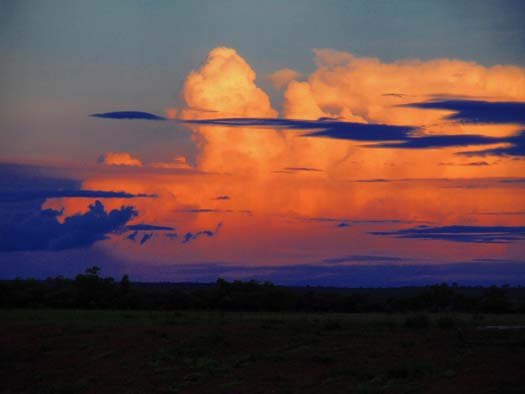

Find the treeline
[[1, 267, 525, 313]]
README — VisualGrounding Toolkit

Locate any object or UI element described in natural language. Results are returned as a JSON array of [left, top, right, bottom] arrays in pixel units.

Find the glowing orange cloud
[[180, 47, 277, 119], [174, 47, 525, 179], [99, 152, 143, 167], [283, 49, 525, 124], [165, 108, 178, 119], [151, 156, 192, 169], [37, 47, 525, 272], [268, 68, 302, 90]]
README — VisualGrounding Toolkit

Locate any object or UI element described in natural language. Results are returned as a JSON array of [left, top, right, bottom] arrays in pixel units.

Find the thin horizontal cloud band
[[91, 98, 525, 157], [371, 225, 525, 243], [0, 190, 157, 202]]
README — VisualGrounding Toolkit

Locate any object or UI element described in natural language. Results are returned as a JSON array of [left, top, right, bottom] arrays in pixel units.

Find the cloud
[[0, 190, 155, 202], [181, 223, 222, 244], [499, 178, 525, 183], [457, 131, 525, 157], [283, 81, 331, 120], [373, 134, 505, 149], [372, 225, 525, 243], [0, 163, 80, 191], [322, 255, 405, 264], [185, 117, 525, 157], [180, 47, 277, 119], [126, 224, 175, 231], [92, 48, 525, 178], [404, 100, 525, 124], [0, 200, 137, 252], [178, 208, 232, 213], [140, 233, 153, 245], [275, 166, 324, 174], [184, 117, 416, 140], [91, 111, 165, 120], [301, 216, 414, 225], [268, 68, 302, 90], [125, 225, 174, 245], [439, 161, 490, 166], [99, 152, 143, 167], [164, 108, 178, 119], [127, 231, 138, 241], [354, 179, 389, 183], [151, 156, 192, 169], [282, 49, 525, 123]]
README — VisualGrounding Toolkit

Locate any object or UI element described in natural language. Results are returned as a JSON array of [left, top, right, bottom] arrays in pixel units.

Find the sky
[[1, 0, 524, 286]]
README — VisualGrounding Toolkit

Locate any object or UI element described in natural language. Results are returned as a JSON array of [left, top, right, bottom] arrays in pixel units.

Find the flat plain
[[2, 310, 525, 393]]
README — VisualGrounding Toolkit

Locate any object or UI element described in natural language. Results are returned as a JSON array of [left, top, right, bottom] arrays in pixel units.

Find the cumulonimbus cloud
[[268, 68, 303, 90], [94, 47, 525, 178], [151, 156, 192, 169], [180, 47, 277, 119], [281, 49, 525, 124]]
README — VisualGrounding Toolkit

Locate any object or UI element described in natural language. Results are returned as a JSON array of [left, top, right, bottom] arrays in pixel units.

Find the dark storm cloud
[[127, 231, 138, 241], [126, 224, 175, 231], [438, 161, 490, 166], [457, 131, 525, 157], [0, 200, 137, 252], [94, 101, 525, 157], [181, 223, 223, 244], [372, 134, 504, 149], [90, 111, 166, 120], [183, 117, 524, 157], [403, 100, 525, 124], [0, 190, 155, 202], [140, 233, 153, 245], [371, 225, 525, 243], [0, 162, 157, 201], [185, 117, 416, 142], [0, 163, 80, 191]]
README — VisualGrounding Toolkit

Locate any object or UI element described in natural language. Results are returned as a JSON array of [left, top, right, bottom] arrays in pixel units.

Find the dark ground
[[1, 310, 525, 394]]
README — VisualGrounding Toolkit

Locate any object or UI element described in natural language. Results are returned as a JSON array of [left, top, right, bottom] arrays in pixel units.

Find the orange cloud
[[165, 108, 178, 119], [282, 49, 525, 125], [99, 152, 143, 167], [180, 47, 277, 119], [151, 156, 192, 169], [268, 68, 302, 90], [174, 47, 525, 179]]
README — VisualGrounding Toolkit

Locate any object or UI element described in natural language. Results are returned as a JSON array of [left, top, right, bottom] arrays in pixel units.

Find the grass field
[[2, 309, 525, 393]]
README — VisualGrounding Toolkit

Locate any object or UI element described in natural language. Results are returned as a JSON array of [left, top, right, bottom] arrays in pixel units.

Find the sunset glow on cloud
[[2, 3, 525, 285], [180, 47, 277, 119], [99, 152, 143, 167], [4, 5, 525, 392], [170, 47, 525, 181], [282, 49, 525, 125]]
